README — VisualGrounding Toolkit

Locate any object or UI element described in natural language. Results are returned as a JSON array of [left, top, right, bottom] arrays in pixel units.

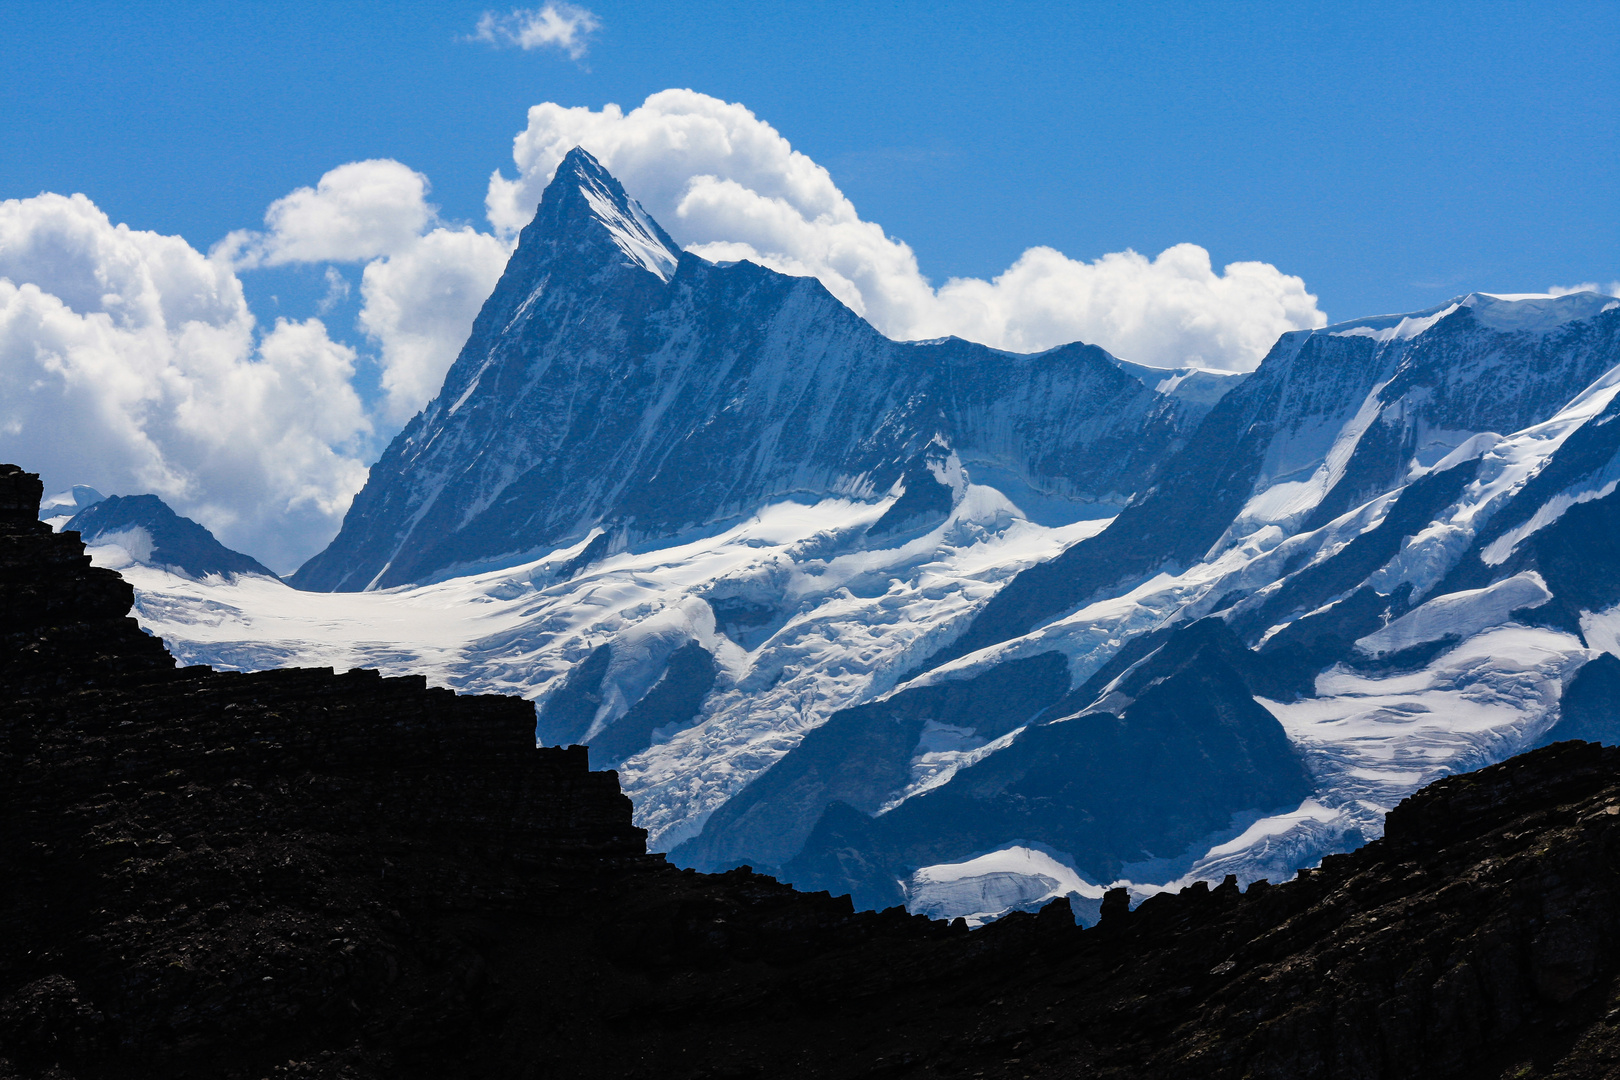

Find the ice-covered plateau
[[76, 147, 1620, 926]]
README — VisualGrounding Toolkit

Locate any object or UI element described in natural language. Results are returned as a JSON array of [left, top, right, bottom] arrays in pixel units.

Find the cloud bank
[[221, 159, 434, 268], [487, 89, 1327, 370], [0, 193, 370, 571]]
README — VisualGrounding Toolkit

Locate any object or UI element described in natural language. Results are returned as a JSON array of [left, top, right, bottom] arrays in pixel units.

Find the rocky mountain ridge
[[64, 494, 278, 581], [929, 291, 1620, 668], [291, 148, 1224, 592]]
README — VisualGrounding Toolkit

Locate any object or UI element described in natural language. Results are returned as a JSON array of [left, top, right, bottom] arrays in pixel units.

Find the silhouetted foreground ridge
[[3, 462, 1620, 1079]]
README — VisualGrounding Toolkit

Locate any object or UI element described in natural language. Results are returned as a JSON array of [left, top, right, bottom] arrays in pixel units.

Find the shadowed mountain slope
[[64, 494, 277, 580], [291, 149, 1213, 592]]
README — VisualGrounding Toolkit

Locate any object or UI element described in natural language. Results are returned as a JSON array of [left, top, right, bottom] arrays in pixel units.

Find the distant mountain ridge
[[928, 292, 1620, 670], [291, 148, 1227, 592], [66, 494, 278, 581]]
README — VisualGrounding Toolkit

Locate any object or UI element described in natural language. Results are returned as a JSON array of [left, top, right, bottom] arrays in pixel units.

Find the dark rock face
[[9, 462, 1620, 1079], [782, 620, 1314, 908], [585, 641, 718, 767], [1542, 652, 1620, 747], [674, 652, 1074, 879], [534, 642, 613, 747], [64, 494, 278, 580], [0, 466, 174, 696], [291, 149, 1213, 592], [866, 439, 960, 539]]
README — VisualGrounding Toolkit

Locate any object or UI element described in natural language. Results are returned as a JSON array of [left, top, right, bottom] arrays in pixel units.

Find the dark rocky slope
[[5, 464, 1620, 1079], [778, 619, 1315, 909]]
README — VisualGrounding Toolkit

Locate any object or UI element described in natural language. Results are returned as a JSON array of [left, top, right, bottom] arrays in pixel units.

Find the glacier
[[112, 488, 1111, 855]]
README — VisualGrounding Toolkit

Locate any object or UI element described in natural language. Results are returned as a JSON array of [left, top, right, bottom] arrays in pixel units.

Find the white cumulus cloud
[[485, 89, 1327, 370], [317, 266, 350, 314], [1549, 280, 1620, 299], [0, 192, 372, 572], [220, 158, 435, 268], [472, 4, 600, 59], [214, 159, 511, 424], [357, 226, 509, 423]]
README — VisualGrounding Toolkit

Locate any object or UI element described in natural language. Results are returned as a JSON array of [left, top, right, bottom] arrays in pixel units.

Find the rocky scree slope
[[9, 465, 1620, 1078], [291, 148, 1214, 592]]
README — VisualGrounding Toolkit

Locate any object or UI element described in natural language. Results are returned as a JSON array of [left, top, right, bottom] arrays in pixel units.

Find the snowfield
[[105, 487, 1110, 854]]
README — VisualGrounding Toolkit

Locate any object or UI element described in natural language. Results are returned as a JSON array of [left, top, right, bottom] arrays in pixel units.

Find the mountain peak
[[535, 146, 681, 282], [552, 144, 614, 185], [66, 494, 278, 580]]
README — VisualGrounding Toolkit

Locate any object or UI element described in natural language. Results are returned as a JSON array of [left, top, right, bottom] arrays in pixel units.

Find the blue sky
[[1, 0, 1616, 568], [5, 1, 1614, 320]]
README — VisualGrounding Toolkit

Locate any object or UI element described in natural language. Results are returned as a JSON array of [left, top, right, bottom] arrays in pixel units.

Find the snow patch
[[87, 528, 155, 567], [1465, 291, 1620, 336], [904, 845, 1105, 927], [1481, 474, 1620, 567], [877, 724, 1026, 814], [1332, 305, 1458, 343], [1355, 572, 1552, 656], [1249, 624, 1586, 881], [577, 178, 679, 282]]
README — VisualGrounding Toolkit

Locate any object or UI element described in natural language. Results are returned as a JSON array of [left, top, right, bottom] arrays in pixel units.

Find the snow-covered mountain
[[77, 147, 1620, 927], [929, 291, 1620, 668], [730, 289, 1620, 914], [41, 484, 105, 530], [64, 494, 278, 580], [291, 148, 1222, 592]]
